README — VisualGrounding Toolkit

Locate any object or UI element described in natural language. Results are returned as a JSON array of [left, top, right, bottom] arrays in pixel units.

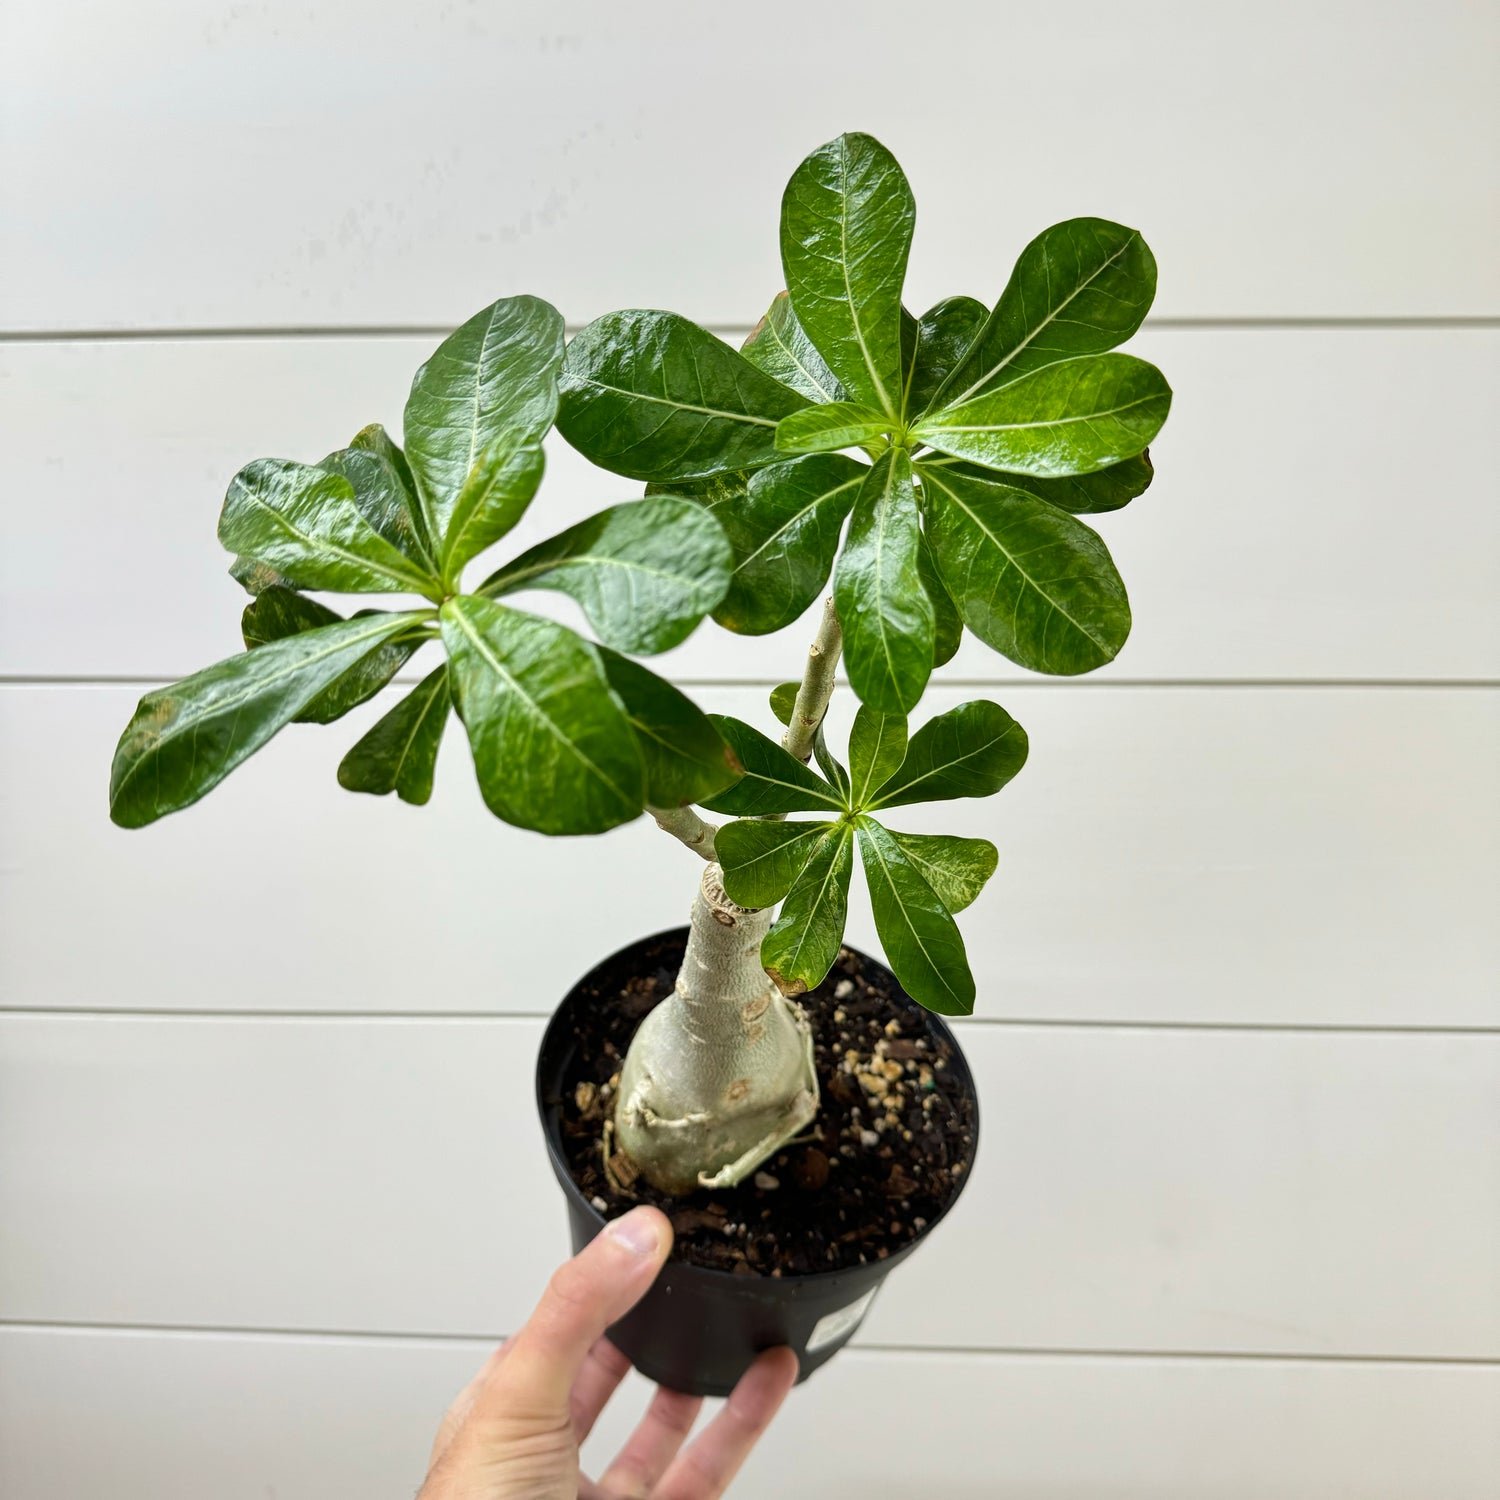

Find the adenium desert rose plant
[[110, 132, 1169, 1203]]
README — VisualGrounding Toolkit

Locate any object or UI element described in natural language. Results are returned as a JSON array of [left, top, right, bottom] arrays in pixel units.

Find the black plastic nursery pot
[[536, 927, 980, 1397]]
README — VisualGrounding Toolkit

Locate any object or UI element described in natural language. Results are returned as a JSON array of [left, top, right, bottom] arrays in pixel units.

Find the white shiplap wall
[[1, 2, 1497, 1497]]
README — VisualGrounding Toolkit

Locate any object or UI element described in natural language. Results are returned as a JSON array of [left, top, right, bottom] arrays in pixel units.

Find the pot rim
[[535, 925, 981, 1290]]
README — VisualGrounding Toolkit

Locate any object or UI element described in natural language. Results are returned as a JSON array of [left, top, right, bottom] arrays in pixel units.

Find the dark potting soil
[[557, 933, 978, 1277]]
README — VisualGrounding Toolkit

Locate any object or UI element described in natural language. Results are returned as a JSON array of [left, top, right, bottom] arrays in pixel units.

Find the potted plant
[[109, 132, 1170, 1396]]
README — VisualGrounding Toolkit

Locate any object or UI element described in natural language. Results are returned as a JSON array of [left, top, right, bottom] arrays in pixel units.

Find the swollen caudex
[[613, 864, 819, 1196]]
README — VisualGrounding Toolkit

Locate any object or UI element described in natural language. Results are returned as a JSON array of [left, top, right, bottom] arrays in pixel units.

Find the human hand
[[418, 1205, 799, 1499]]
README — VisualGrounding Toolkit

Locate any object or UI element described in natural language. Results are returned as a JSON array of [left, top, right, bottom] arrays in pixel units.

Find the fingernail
[[604, 1208, 662, 1258]]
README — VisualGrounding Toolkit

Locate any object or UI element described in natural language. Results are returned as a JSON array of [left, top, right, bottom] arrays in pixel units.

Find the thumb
[[487, 1206, 672, 1414]]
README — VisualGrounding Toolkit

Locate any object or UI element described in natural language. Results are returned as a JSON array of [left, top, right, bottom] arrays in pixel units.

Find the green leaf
[[917, 533, 963, 667], [833, 449, 934, 714], [350, 422, 421, 508], [699, 716, 845, 816], [717, 819, 838, 908], [337, 665, 450, 805], [868, 698, 1028, 809], [228, 555, 293, 596], [847, 705, 907, 809], [240, 586, 341, 643], [597, 648, 739, 807], [769, 681, 800, 726], [813, 724, 851, 804], [109, 611, 429, 828], [440, 596, 643, 835], [920, 463, 1131, 675], [856, 817, 974, 1015], [903, 296, 987, 422], [775, 402, 890, 456], [992, 451, 1154, 515], [477, 495, 731, 655], [402, 295, 565, 542], [937, 218, 1157, 407], [886, 831, 997, 914], [438, 437, 546, 585], [707, 455, 865, 636], [557, 310, 808, 482], [914, 353, 1171, 478], [321, 437, 435, 570], [740, 291, 846, 403], [781, 132, 914, 420], [240, 586, 424, 725], [218, 458, 439, 597], [761, 822, 856, 996]]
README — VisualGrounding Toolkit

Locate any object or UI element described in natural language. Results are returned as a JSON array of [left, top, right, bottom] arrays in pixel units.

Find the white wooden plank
[[3, 328, 1498, 683], [3, 683, 1494, 1028], [1, 1015, 1495, 1357], [3, 1330, 1496, 1500], [2, 1, 1495, 329]]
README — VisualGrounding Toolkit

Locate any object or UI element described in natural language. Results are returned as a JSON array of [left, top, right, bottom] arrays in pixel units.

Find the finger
[[596, 1384, 703, 1497], [653, 1347, 798, 1500], [571, 1337, 632, 1441], [426, 1339, 513, 1467], [488, 1207, 672, 1416]]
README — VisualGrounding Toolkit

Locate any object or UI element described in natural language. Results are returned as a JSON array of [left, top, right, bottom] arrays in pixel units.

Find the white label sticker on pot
[[805, 1286, 879, 1354]]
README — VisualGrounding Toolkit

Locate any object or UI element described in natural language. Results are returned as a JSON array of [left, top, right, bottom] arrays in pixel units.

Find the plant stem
[[648, 803, 718, 861], [782, 595, 843, 763]]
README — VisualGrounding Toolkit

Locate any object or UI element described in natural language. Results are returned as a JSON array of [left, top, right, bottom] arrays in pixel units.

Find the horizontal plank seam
[[0, 1318, 1493, 1365], [2, 1007, 1495, 1035], [3, 676, 1498, 692], [2, 317, 1498, 344]]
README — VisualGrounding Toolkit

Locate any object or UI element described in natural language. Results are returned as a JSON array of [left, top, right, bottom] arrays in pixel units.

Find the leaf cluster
[[707, 692, 1027, 1014], [110, 297, 739, 832], [559, 132, 1168, 712]]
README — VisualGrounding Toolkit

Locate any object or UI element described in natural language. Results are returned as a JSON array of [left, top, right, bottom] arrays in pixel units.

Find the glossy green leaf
[[833, 449, 934, 714], [813, 725, 851, 804], [597, 648, 739, 807], [707, 455, 865, 636], [403, 295, 565, 541], [717, 819, 838, 908], [914, 354, 1171, 478], [936, 451, 1155, 515], [440, 596, 643, 835], [761, 822, 856, 996], [740, 291, 846, 403], [218, 459, 439, 597], [856, 817, 974, 1015], [868, 698, 1028, 809], [350, 422, 420, 506], [337, 665, 450, 805], [109, 611, 428, 828], [769, 681, 800, 726], [228, 555, 293, 596], [886, 831, 997, 913], [439, 437, 546, 584], [557, 310, 808, 482], [920, 463, 1131, 675], [775, 402, 890, 456], [903, 296, 987, 422], [240, 586, 341, 643], [240, 586, 423, 725], [645, 470, 750, 507], [781, 132, 914, 419], [938, 218, 1157, 407], [847, 705, 908, 809], [478, 496, 731, 655], [917, 534, 962, 667], [321, 437, 435, 570], [699, 716, 845, 816]]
